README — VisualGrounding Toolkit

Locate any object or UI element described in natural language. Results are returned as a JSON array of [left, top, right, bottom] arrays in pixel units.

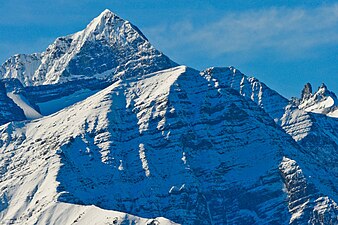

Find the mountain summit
[[0, 9, 177, 86]]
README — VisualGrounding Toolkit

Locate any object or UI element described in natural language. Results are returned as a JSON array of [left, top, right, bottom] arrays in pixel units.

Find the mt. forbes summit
[[0, 9, 337, 225]]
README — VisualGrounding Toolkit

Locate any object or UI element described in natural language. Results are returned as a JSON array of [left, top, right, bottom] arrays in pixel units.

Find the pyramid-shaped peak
[[97, 9, 120, 20], [0, 8, 176, 86]]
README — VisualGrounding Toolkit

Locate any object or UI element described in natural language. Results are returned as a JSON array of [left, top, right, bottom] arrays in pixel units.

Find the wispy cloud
[[144, 4, 338, 60]]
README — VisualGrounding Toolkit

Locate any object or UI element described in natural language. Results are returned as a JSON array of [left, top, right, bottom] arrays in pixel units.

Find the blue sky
[[0, 0, 337, 97]]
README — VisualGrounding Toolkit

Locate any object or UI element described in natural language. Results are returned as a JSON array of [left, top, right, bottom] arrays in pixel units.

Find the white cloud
[[144, 4, 338, 59]]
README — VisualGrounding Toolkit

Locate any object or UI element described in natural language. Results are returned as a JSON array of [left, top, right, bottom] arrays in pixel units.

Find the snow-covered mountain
[[0, 10, 176, 86], [0, 9, 337, 225], [0, 66, 337, 224], [0, 9, 177, 121], [0, 54, 42, 86]]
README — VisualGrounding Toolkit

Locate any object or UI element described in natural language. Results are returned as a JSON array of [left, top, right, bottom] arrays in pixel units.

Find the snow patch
[[139, 143, 150, 177], [7, 92, 42, 120], [118, 160, 124, 171]]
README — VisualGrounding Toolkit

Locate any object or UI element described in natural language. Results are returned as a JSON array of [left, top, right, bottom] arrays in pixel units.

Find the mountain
[[0, 65, 337, 224], [0, 9, 177, 122], [0, 54, 42, 86], [0, 9, 337, 225], [2, 78, 42, 120], [0, 10, 177, 86]]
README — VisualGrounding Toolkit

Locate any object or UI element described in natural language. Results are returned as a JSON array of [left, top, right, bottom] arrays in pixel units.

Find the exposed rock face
[[279, 84, 338, 202], [301, 83, 313, 101], [201, 67, 289, 123], [200, 68, 338, 223], [279, 157, 338, 225], [24, 78, 111, 103], [281, 105, 338, 200]]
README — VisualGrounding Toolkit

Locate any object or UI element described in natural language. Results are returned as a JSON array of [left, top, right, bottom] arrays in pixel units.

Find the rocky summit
[[0, 9, 337, 225]]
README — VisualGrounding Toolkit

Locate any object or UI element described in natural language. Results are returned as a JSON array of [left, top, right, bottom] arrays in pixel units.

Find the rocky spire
[[301, 83, 312, 101], [318, 83, 328, 94], [319, 83, 327, 89]]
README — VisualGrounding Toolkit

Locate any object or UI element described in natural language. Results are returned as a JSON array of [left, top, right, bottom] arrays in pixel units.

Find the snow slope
[[7, 92, 42, 119], [328, 109, 338, 118], [0, 66, 336, 224], [33, 202, 177, 225]]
